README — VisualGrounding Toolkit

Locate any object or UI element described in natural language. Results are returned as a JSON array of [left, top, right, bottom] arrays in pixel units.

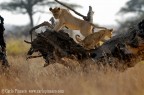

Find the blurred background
[[0, 0, 143, 55], [0, 1, 144, 94]]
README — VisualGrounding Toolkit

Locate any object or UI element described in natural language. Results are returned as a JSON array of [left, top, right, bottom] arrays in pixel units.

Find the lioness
[[49, 7, 107, 37], [76, 29, 113, 50]]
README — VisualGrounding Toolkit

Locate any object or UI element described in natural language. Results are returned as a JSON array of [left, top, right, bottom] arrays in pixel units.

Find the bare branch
[[87, 6, 94, 23], [55, 0, 87, 20], [29, 21, 54, 33], [29, 21, 54, 42], [49, 17, 56, 26], [24, 40, 31, 44], [54, 0, 94, 23]]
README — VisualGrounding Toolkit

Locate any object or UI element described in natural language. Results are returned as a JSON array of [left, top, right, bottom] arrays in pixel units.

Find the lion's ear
[[110, 29, 113, 32], [58, 7, 60, 10], [49, 7, 53, 11]]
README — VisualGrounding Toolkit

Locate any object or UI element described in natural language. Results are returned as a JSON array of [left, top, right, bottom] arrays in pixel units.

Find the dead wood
[[49, 17, 56, 26], [26, 29, 88, 67], [55, 0, 94, 22], [86, 6, 94, 23], [29, 21, 54, 42], [90, 19, 144, 68], [26, 19, 144, 70], [0, 16, 9, 68]]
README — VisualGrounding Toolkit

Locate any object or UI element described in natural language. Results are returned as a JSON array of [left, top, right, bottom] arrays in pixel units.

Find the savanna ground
[[0, 38, 144, 95]]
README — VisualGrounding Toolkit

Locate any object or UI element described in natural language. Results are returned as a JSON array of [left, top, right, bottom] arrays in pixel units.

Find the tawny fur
[[49, 7, 107, 37], [125, 44, 144, 54], [76, 29, 113, 50]]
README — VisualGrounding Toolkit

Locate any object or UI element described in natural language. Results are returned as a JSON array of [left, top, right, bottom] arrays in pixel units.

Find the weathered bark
[[26, 19, 144, 70], [0, 16, 9, 68], [90, 19, 144, 68], [86, 6, 94, 23], [49, 17, 56, 26], [29, 21, 54, 42], [26, 29, 88, 67]]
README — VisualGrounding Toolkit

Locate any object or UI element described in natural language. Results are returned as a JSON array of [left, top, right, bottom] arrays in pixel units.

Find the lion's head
[[105, 29, 113, 38], [49, 7, 62, 19]]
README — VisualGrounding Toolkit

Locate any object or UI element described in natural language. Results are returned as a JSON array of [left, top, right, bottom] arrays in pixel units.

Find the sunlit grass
[[1, 38, 144, 95], [6, 38, 30, 56], [0, 55, 144, 95]]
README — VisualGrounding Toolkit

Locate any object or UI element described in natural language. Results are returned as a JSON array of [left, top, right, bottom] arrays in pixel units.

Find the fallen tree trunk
[[90, 19, 144, 68], [26, 20, 144, 70], [26, 30, 88, 66]]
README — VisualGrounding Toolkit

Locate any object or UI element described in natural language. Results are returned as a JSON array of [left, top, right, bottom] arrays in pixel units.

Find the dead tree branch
[[24, 40, 31, 44], [55, 0, 91, 21], [29, 21, 54, 34], [49, 17, 56, 26], [29, 21, 54, 42], [87, 6, 94, 23]]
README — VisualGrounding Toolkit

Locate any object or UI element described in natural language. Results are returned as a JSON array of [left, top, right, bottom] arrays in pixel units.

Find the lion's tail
[[75, 34, 82, 43]]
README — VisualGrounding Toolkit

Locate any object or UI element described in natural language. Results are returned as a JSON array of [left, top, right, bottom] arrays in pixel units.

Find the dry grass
[[0, 55, 144, 95], [6, 38, 30, 56]]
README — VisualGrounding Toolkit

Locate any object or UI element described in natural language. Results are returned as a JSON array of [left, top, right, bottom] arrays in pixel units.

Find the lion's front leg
[[53, 21, 64, 32]]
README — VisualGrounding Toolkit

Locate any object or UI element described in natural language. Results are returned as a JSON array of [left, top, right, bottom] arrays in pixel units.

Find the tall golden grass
[[0, 55, 144, 95], [0, 39, 143, 95], [6, 38, 30, 56]]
